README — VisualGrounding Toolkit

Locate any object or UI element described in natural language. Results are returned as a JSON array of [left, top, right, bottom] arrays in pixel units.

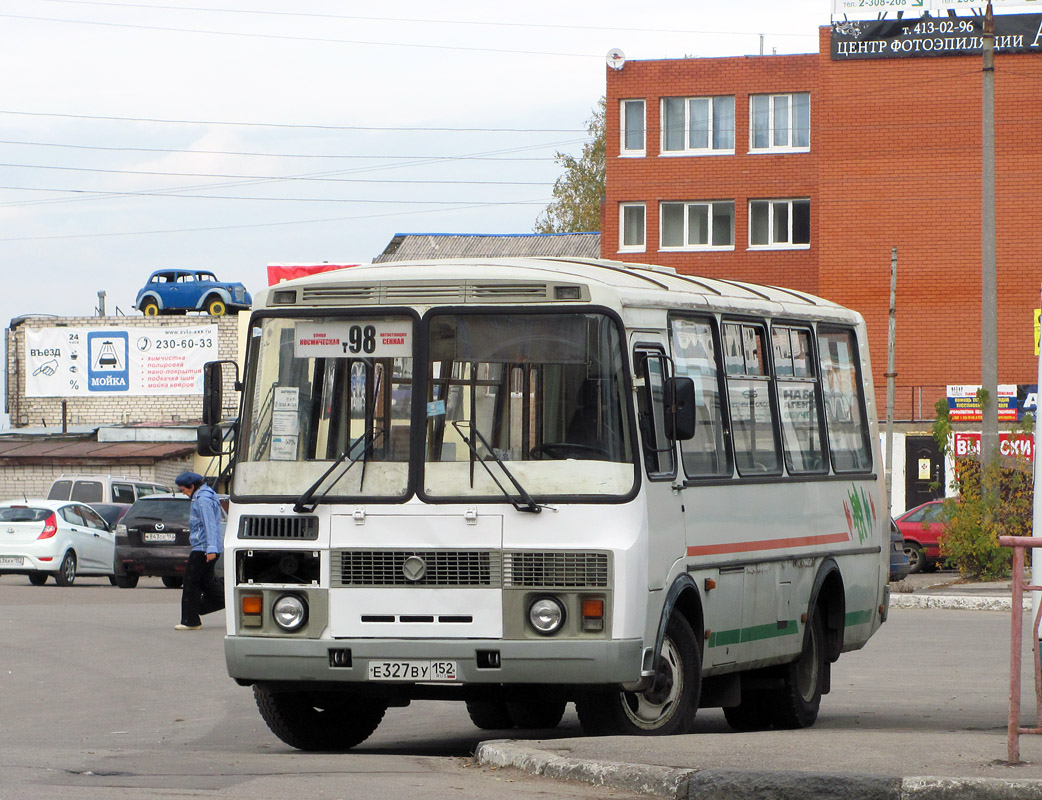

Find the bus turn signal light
[[581, 598, 604, 632], [241, 594, 263, 627]]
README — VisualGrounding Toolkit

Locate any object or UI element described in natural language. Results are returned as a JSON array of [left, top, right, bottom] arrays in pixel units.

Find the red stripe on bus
[[686, 531, 851, 557]]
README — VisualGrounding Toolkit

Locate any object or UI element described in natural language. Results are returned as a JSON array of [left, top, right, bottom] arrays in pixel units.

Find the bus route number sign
[[295, 320, 413, 359]]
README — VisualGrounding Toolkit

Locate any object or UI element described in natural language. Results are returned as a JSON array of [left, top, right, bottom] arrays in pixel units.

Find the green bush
[[933, 399, 1033, 581]]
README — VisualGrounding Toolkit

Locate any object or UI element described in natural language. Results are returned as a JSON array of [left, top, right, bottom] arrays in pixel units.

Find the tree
[[534, 98, 606, 234]]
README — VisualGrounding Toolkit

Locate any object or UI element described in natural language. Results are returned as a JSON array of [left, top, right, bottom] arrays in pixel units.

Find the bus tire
[[577, 613, 701, 736], [253, 686, 386, 751], [506, 698, 566, 730], [769, 607, 826, 729], [464, 699, 513, 730], [723, 692, 774, 731]]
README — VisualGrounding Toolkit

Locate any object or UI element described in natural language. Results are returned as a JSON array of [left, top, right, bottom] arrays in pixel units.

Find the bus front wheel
[[253, 686, 387, 751], [576, 614, 701, 736]]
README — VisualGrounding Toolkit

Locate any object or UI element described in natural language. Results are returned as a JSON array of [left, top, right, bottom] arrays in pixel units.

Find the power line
[[0, 108, 583, 134], [31, 0, 820, 39], [0, 162, 553, 185], [0, 12, 602, 58]]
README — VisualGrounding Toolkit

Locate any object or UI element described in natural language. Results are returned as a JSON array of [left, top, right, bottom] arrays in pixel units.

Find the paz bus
[[199, 257, 889, 749]]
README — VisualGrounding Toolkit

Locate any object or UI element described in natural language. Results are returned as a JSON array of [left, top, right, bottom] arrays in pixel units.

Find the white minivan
[[46, 475, 172, 506]]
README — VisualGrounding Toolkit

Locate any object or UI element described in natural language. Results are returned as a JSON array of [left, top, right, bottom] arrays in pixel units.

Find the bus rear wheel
[[768, 607, 826, 729], [576, 614, 700, 736], [253, 686, 387, 751]]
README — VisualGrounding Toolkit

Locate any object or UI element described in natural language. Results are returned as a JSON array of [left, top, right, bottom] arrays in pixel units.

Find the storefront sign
[[831, 13, 1042, 59], [25, 326, 218, 397], [953, 431, 1035, 461]]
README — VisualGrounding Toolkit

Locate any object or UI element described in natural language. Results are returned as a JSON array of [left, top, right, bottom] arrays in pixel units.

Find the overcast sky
[[0, 0, 839, 332]]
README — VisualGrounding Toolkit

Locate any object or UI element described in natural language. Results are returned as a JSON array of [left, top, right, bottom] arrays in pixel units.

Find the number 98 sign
[[295, 320, 413, 359]]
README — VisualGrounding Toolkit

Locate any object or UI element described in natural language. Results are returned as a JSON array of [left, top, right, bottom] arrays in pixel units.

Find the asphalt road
[[0, 576, 643, 800]]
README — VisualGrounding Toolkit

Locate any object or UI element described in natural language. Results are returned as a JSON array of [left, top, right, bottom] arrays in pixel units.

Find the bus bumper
[[225, 635, 645, 685]]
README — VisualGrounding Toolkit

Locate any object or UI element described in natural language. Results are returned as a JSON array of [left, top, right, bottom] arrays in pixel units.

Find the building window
[[750, 93, 810, 151], [619, 203, 646, 252], [749, 199, 810, 248], [621, 99, 645, 155], [661, 96, 735, 154], [660, 201, 734, 250]]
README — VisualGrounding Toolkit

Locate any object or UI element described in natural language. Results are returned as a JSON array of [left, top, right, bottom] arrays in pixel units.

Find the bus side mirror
[[664, 377, 696, 441], [203, 361, 223, 425], [197, 424, 224, 457]]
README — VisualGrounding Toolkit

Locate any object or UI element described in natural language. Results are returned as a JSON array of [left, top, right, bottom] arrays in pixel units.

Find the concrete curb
[[474, 741, 1042, 799], [889, 594, 1027, 612]]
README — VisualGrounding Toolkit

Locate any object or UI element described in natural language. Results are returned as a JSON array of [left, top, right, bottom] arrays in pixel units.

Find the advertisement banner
[[831, 13, 1042, 59], [25, 326, 218, 397], [953, 432, 1035, 461]]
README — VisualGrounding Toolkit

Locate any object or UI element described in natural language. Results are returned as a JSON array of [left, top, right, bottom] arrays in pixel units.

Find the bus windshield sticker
[[427, 399, 446, 417], [294, 320, 413, 359]]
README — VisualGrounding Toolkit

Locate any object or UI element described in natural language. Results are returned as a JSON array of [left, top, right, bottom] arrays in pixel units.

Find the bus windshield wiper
[[292, 428, 386, 514], [451, 420, 548, 514]]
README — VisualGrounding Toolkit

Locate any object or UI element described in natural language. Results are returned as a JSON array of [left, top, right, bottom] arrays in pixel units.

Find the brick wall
[[604, 32, 1042, 415], [6, 314, 241, 428]]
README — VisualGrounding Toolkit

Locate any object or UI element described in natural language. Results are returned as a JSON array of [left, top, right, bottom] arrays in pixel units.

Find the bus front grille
[[503, 551, 611, 588], [239, 515, 319, 540], [332, 550, 501, 587]]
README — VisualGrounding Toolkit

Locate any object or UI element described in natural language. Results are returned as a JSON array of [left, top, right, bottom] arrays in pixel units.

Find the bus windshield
[[233, 311, 635, 501], [423, 311, 634, 501]]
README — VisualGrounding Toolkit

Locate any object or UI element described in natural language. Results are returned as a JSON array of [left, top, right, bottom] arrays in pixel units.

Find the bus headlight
[[272, 594, 308, 632], [528, 597, 565, 635]]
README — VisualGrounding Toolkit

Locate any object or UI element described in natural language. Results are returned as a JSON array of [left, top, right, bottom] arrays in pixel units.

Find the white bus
[[201, 257, 889, 749]]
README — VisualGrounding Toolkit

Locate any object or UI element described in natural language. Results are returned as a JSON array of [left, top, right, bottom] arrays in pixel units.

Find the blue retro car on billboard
[[133, 269, 252, 316]]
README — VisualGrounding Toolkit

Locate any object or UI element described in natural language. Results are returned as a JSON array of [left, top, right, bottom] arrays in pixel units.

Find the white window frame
[[660, 96, 735, 156], [619, 203, 646, 253], [748, 199, 810, 250], [749, 93, 810, 153], [659, 201, 735, 251], [620, 99, 646, 156]]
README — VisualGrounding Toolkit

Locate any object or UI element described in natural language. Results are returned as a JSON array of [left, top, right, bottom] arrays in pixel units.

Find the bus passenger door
[[632, 341, 686, 591]]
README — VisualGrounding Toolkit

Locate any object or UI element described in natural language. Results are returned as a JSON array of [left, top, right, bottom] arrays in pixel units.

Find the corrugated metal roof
[[0, 435, 195, 464], [374, 232, 601, 262]]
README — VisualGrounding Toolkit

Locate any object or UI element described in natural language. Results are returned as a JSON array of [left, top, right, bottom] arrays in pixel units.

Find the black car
[[89, 502, 131, 530], [113, 494, 224, 588], [889, 518, 910, 583]]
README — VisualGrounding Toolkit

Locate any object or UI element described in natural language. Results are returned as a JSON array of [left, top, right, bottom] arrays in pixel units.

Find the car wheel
[[28, 572, 48, 586], [206, 297, 227, 316], [576, 614, 701, 736], [162, 576, 183, 589], [141, 300, 160, 316], [253, 686, 387, 751], [767, 607, 826, 729], [506, 698, 567, 730], [905, 542, 925, 574], [115, 573, 139, 588], [55, 551, 77, 587], [465, 699, 514, 730]]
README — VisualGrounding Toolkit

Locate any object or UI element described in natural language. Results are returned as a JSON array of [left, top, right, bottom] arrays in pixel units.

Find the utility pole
[[885, 247, 897, 513], [981, 2, 999, 472]]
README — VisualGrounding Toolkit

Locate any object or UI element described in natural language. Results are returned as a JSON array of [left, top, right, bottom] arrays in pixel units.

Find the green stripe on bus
[[845, 609, 874, 626], [708, 620, 800, 649]]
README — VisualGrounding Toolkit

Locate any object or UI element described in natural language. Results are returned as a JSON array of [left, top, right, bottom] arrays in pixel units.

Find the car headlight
[[528, 597, 565, 635], [272, 594, 308, 632]]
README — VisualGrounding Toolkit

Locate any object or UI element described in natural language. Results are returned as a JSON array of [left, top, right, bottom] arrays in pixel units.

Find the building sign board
[[833, 0, 1042, 17], [953, 431, 1035, 461], [25, 325, 218, 397], [945, 384, 1038, 422], [831, 13, 1042, 59]]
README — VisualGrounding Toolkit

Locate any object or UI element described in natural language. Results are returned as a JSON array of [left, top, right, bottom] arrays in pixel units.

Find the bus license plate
[[367, 660, 457, 681]]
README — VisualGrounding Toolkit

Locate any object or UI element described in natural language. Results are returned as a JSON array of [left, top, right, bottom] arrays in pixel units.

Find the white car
[[0, 499, 116, 586]]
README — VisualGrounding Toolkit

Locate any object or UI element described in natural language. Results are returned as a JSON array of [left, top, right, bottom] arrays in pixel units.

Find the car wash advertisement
[[24, 325, 218, 397]]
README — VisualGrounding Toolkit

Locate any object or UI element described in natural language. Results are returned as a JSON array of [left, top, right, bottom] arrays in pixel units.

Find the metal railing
[[999, 535, 1042, 764]]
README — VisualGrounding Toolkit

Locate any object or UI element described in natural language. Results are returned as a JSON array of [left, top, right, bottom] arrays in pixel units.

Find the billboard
[[25, 325, 218, 397], [831, 12, 1042, 59]]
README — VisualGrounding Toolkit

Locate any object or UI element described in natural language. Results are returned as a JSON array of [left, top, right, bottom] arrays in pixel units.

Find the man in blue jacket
[[174, 472, 225, 631]]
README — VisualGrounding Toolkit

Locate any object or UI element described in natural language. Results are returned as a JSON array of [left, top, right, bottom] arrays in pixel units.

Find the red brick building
[[603, 23, 1042, 437]]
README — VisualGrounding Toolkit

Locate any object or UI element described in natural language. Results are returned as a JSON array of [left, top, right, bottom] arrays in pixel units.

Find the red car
[[894, 499, 948, 574]]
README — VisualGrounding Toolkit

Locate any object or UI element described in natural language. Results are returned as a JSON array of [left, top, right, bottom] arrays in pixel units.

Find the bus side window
[[670, 316, 731, 478], [817, 328, 872, 472], [773, 325, 827, 474], [722, 322, 781, 476], [634, 349, 676, 478]]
